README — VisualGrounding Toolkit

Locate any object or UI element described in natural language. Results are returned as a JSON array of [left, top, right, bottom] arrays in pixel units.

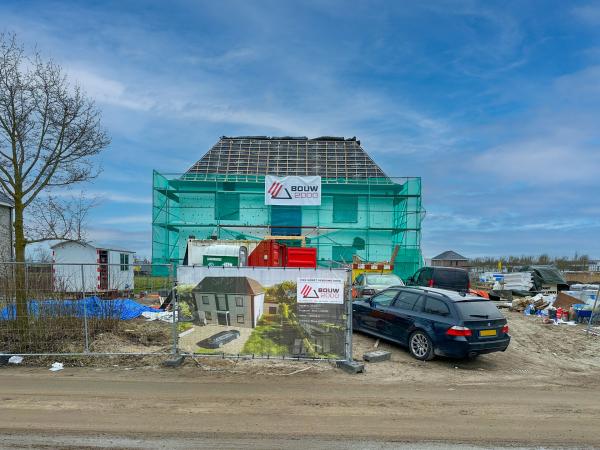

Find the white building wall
[[52, 243, 97, 292], [179, 266, 348, 288], [107, 250, 134, 291], [0, 205, 12, 263]]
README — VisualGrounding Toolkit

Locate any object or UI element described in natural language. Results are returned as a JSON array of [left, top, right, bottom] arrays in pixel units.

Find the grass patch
[[194, 347, 220, 355], [177, 322, 193, 333], [242, 324, 289, 356], [133, 276, 170, 294]]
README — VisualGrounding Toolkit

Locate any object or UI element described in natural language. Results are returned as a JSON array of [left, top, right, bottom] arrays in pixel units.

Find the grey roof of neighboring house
[[0, 192, 13, 208], [431, 250, 468, 261], [192, 276, 264, 295], [185, 136, 387, 179]]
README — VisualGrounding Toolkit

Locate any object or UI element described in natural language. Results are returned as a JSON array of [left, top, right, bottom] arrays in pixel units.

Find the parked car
[[196, 330, 240, 349], [407, 266, 470, 292], [352, 273, 404, 298], [352, 286, 510, 360]]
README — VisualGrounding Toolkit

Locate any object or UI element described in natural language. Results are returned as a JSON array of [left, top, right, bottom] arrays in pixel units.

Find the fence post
[[81, 264, 90, 353], [345, 269, 353, 362], [586, 284, 600, 335], [170, 264, 179, 355]]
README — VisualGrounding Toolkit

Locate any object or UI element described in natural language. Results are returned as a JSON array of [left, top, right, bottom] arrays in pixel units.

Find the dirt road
[[0, 363, 599, 449], [1, 311, 600, 448]]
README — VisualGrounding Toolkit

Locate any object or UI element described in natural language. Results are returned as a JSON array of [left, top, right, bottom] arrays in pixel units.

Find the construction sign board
[[297, 277, 344, 304], [265, 175, 321, 206]]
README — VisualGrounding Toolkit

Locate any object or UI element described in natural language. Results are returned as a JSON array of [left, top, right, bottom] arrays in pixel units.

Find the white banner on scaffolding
[[265, 175, 321, 206]]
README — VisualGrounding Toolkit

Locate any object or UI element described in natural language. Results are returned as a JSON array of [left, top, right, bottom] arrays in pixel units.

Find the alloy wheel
[[411, 333, 429, 358]]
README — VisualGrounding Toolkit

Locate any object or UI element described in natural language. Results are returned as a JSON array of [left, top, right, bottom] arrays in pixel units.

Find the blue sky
[[2, 0, 600, 259]]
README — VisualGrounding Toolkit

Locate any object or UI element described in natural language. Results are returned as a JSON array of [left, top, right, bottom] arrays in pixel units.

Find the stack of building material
[[503, 272, 534, 291]]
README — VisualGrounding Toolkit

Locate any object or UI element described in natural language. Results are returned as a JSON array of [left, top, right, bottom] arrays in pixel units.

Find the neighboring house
[[431, 250, 469, 268], [192, 276, 265, 328], [52, 241, 135, 293], [0, 192, 13, 263]]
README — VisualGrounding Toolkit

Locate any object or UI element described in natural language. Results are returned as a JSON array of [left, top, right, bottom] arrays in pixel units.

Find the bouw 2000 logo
[[300, 284, 319, 299], [265, 176, 321, 205], [297, 278, 344, 304], [268, 181, 292, 200]]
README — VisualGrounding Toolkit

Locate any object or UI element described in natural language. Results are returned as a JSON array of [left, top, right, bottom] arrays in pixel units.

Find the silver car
[[352, 273, 405, 298]]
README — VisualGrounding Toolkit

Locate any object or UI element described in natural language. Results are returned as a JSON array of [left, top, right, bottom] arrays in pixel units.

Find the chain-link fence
[[0, 262, 353, 361], [0, 262, 175, 356]]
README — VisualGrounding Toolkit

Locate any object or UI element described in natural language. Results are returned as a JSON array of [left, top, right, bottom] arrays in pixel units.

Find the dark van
[[407, 266, 470, 292]]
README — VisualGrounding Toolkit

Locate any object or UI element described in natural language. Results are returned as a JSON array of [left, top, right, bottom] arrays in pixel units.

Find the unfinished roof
[[432, 250, 468, 261], [186, 136, 387, 178], [193, 276, 264, 295]]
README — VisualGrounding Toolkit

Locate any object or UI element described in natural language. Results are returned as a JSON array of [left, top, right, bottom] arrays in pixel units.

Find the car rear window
[[433, 269, 468, 288], [455, 301, 503, 319]]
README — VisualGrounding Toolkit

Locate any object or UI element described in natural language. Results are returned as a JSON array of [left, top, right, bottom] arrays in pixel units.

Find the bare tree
[[0, 33, 109, 326]]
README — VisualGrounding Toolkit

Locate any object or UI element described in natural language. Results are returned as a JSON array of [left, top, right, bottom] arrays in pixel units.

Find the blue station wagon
[[352, 287, 510, 360]]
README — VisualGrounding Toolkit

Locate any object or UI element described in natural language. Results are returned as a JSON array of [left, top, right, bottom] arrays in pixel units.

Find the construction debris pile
[[507, 284, 599, 327]]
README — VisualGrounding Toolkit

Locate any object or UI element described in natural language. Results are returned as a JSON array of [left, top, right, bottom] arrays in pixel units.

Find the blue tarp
[[0, 296, 157, 321]]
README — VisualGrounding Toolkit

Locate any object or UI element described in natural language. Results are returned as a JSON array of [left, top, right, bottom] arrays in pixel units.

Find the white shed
[[0, 192, 13, 264], [51, 242, 135, 293]]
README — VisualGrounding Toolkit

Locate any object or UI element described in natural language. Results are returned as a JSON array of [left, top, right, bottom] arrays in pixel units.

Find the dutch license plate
[[480, 329, 497, 337]]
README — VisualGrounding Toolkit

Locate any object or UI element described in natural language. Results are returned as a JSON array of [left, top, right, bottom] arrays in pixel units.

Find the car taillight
[[446, 326, 472, 337], [428, 279, 434, 287], [502, 325, 509, 334]]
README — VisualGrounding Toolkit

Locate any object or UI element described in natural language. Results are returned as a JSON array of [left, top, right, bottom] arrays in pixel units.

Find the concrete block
[[163, 355, 185, 368], [336, 360, 365, 374], [363, 350, 391, 362]]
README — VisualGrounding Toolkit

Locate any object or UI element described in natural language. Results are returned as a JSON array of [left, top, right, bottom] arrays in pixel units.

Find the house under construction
[[152, 136, 423, 278]]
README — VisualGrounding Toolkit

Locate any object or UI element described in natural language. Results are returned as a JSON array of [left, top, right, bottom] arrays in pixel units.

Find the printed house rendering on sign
[[192, 276, 265, 328], [152, 136, 423, 278]]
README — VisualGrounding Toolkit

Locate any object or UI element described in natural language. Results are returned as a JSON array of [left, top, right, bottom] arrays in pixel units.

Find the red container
[[285, 247, 317, 268], [248, 240, 285, 267]]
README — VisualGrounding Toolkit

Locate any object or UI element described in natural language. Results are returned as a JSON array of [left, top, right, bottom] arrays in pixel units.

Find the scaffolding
[[153, 136, 424, 279], [152, 172, 423, 279]]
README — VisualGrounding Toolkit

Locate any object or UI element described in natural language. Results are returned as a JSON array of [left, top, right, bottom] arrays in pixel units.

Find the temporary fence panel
[[175, 266, 352, 360], [0, 262, 176, 356]]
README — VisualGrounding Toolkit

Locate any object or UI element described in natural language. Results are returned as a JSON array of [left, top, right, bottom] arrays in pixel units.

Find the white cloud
[[99, 215, 150, 225]]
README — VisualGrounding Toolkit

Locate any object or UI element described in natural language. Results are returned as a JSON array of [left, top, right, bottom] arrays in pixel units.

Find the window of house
[[215, 192, 240, 220], [237, 314, 245, 324], [235, 296, 243, 307], [333, 195, 358, 223], [205, 311, 212, 320], [120, 253, 129, 271], [269, 306, 277, 314], [202, 295, 210, 305]]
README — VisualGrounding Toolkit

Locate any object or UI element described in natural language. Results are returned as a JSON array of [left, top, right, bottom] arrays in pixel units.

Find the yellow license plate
[[480, 329, 497, 337]]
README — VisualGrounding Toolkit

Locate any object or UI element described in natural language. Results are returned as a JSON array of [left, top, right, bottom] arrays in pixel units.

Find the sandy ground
[[1, 309, 600, 448], [351, 310, 600, 384], [178, 324, 252, 354]]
